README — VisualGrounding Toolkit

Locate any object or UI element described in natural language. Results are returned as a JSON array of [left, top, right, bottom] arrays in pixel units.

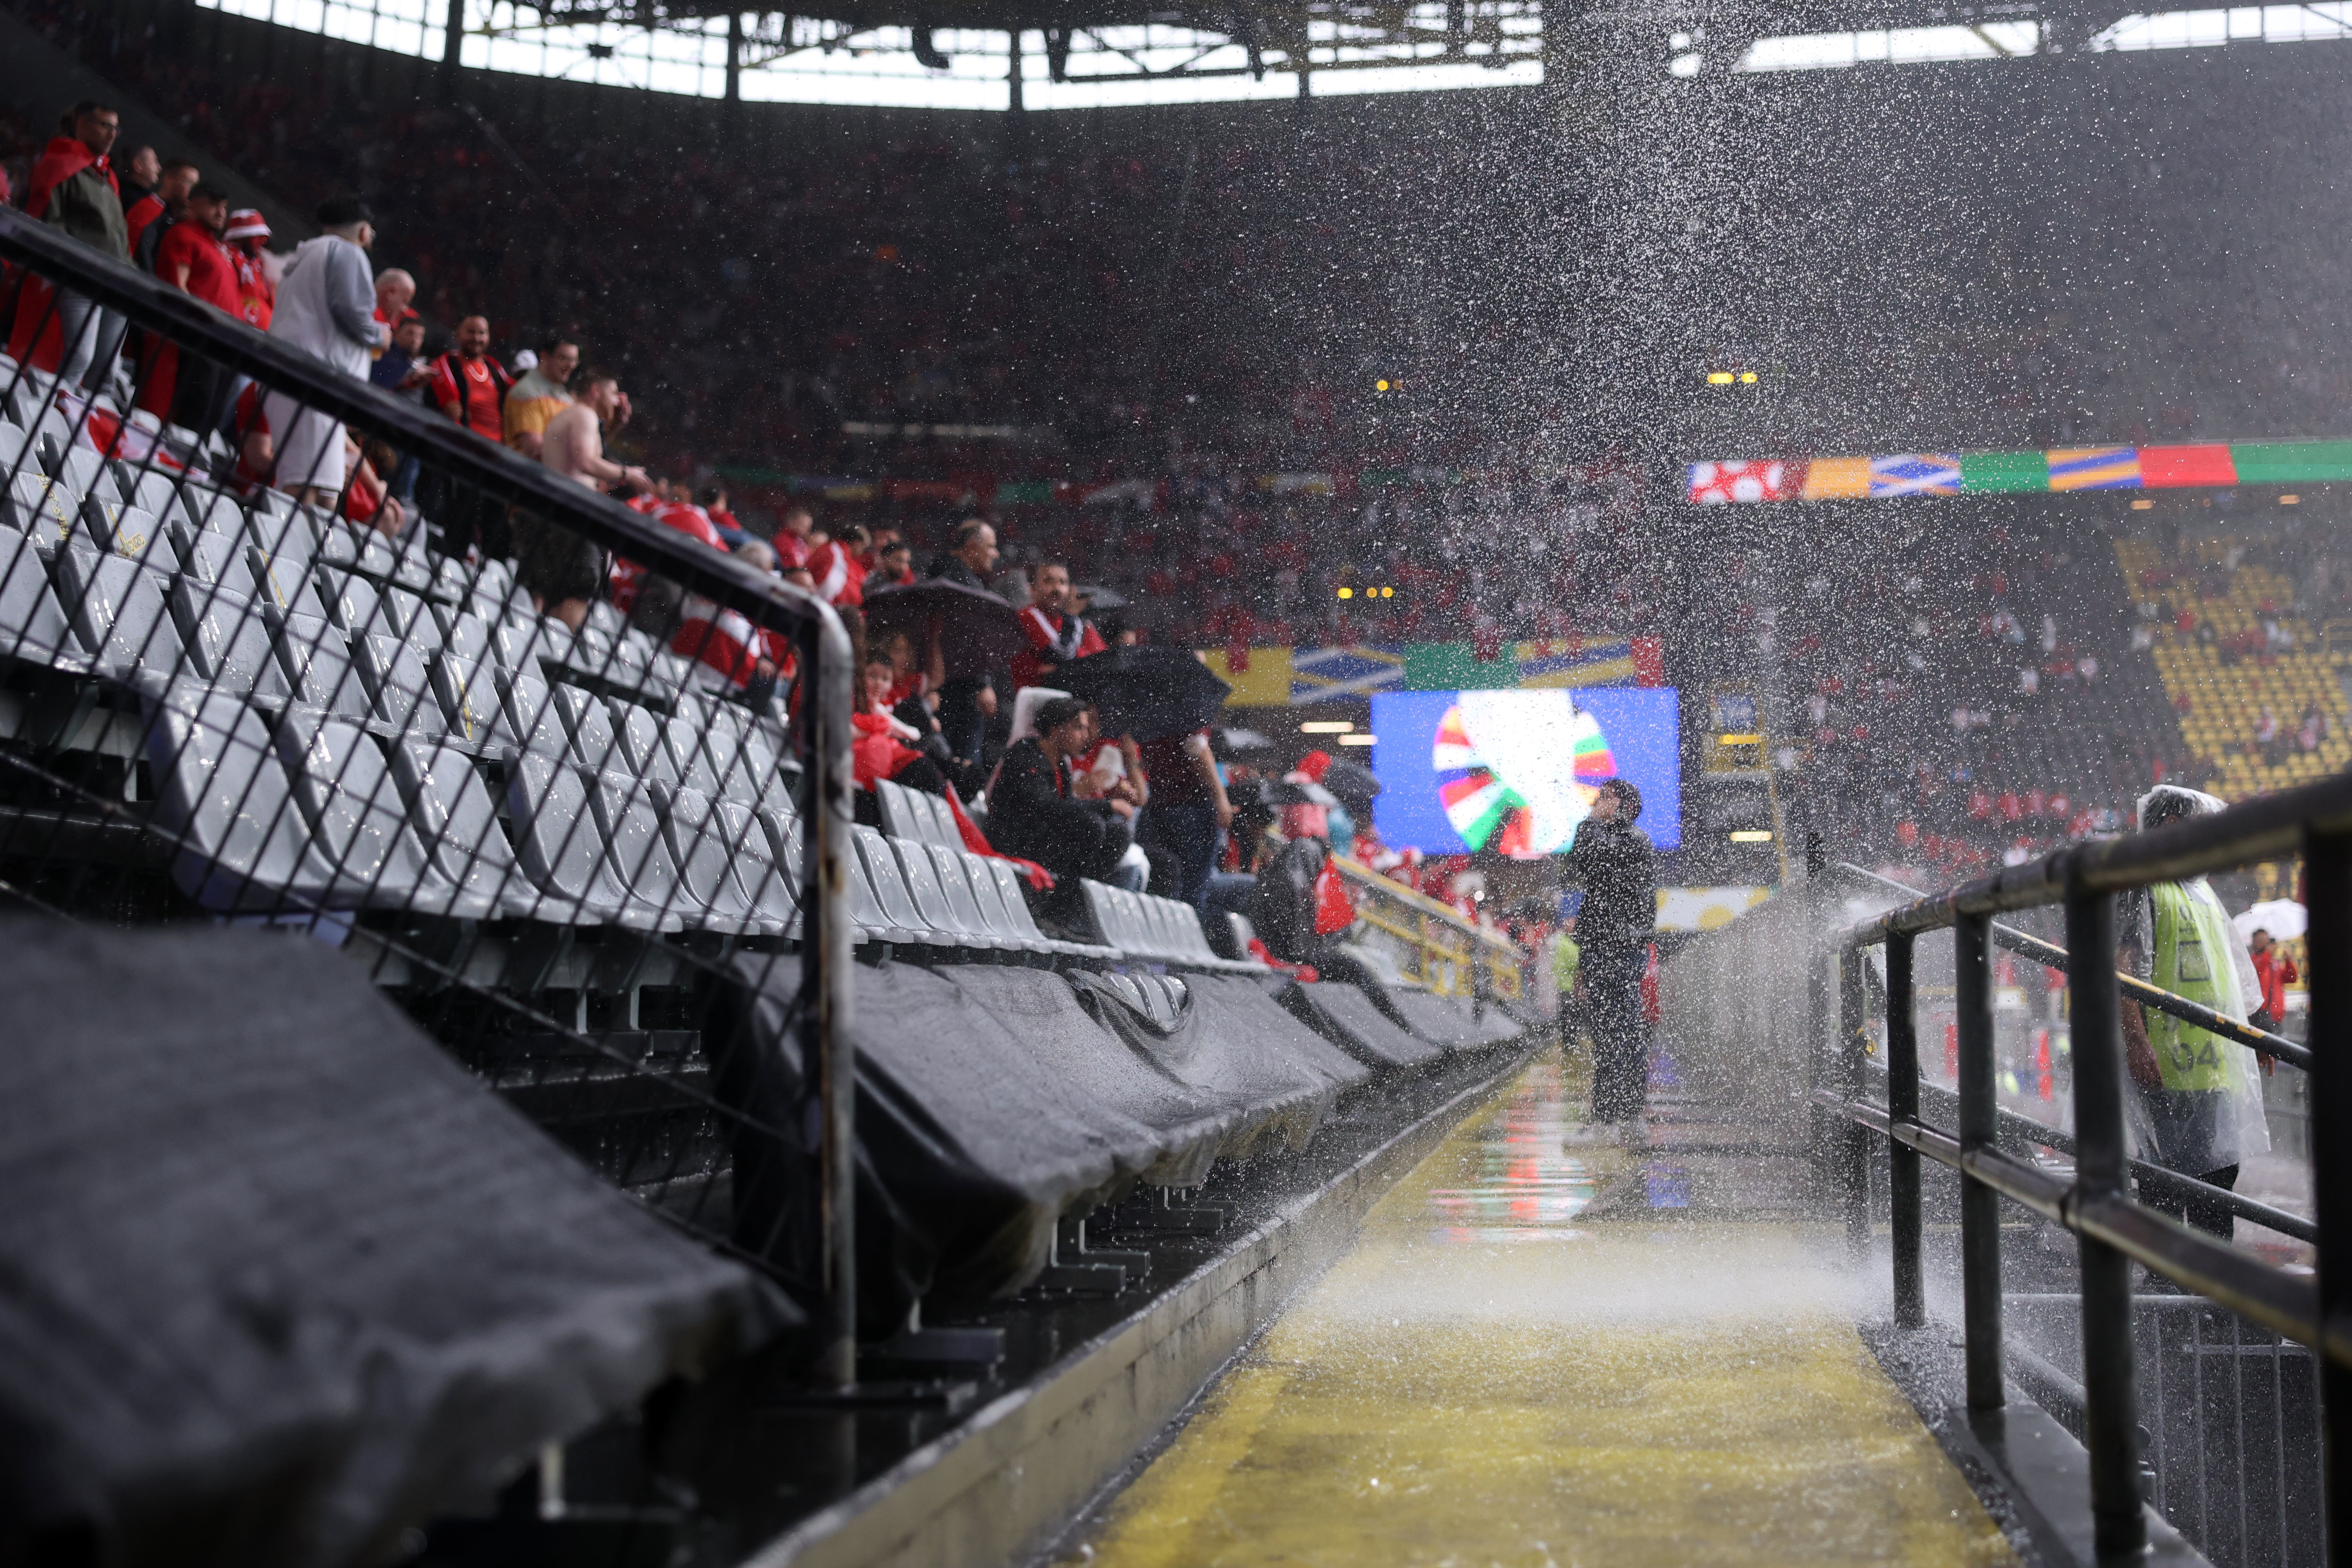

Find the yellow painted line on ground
[[1062, 1056, 2016, 1568]]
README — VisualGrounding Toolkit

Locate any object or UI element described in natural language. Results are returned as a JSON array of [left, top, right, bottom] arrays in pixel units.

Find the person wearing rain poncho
[[2116, 786, 2271, 1238]]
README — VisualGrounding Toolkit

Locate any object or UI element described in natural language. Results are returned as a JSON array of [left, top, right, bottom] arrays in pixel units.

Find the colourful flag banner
[[2138, 445, 2237, 488], [1869, 454, 1960, 497], [2045, 446, 2143, 491], [1799, 456, 1870, 500], [1687, 459, 1804, 504]]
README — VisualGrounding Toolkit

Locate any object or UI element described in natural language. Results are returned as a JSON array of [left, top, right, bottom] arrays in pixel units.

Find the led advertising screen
[[1368, 688, 1682, 856]]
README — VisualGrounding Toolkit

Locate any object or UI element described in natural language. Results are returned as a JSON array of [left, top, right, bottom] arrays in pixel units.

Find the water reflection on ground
[[1424, 1058, 1600, 1243]]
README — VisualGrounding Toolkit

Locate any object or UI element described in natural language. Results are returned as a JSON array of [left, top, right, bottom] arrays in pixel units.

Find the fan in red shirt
[[772, 505, 815, 572], [610, 485, 728, 614], [137, 186, 243, 431], [1010, 560, 1107, 690], [429, 315, 512, 444], [223, 209, 274, 329], [807, 521, 870, 608]]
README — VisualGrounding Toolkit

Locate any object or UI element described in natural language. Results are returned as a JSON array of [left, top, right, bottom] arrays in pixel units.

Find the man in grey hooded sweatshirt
[[263, 195, 386, 508]]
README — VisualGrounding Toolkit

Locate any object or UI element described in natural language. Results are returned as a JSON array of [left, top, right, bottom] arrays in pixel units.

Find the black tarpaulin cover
[[1179, 973, 1375, 1143], [714, 958, 1177, 1319], [1072, 970, 1342, 1158], [926, 965, 1243, 1188], [1388, 987, 1497, 1051], [1281, 980, 1448, 1069], [0, 920, 790, 1568]]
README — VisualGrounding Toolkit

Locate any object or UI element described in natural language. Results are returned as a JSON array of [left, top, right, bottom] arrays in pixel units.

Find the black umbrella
[[1073, 584, 1131, 612], [1054, 646, 1232, 742], [1319, 756, 1382, 808], [1259, 777, 1339, 809], [861, 577, 1023, 680]]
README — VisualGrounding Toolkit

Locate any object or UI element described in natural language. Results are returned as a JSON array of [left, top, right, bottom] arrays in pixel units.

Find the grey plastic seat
[[315, 567, 383, 635], [143, 688, 329, 913], [494, 616, 574, 672], [244, 541, 330, 622], [77, 497, 169, 572], [658, 712, 733, 798], [25, 408, 77, 474], [432, 605, 494, 664], [505, 753, 676, 931], [0, 421, 36, 480], [4, 471, 83, 555], [168, 581, 290, 702], [387, 738, 579, 922], [49, 445, 114, 503], [426, 652, 512, 750], [887, 834, 999, 951], [167, 514, 263, 604], [263, 607, 370, 716], [53, 546, 186, 679], [726, 797, 804, 933], [655, 783, 775, 935], [272, 711, 490, 917], [246, 508, 320, 603], [179, 485, 245, 537], [849, 824, 933, 945], [609, 701, 681, 788], [248, 487, 296, 521], [0, 529, 84, 669], [585, 770, 702, 930], [113, 464, 183, 519], [924, 842, 1024, 953], [493, 664, 570, 756], [546, 682, 633, 775], [354, 634, 443, 732], [873, 777, 924, 842], [946, 848, 1049, 955], [984, 858, 1115, 962]]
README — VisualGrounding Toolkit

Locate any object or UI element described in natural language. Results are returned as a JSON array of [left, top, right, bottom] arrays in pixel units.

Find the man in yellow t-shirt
[[504, 339, 578, 457]]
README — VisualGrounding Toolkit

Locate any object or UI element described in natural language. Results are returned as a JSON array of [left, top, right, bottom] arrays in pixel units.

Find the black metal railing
[[0, 204, 863, 1386], [1808, 781, 2349, 1562]]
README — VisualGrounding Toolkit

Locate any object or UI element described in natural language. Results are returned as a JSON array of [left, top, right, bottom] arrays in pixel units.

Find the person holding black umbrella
[[925, 519, 1002, 764], [1136, 724, 1237, 912]]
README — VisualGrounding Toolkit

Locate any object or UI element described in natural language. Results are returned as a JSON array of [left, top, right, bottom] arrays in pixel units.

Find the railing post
[[1886, 931, 1924, 1331], [802, 608, 860, 1391], [2063, 878, 2148, 1558], [2307, 827, 2352, 1560], [1955, 910, 2005, 1412], [1839, 941, 1871, 1256]]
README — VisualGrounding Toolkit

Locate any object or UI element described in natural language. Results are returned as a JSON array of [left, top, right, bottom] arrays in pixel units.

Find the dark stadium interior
[[0, 0, 2346, 1560]]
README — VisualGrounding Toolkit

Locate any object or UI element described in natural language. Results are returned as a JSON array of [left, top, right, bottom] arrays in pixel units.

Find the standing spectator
[[223, 209, 274, 329], [368, 310, 430, 505], [430, 315, 512, 445], [430, 314, 514, 555], [1011, 560, 1107, 691], [117, 145, 160, 213], [2118, 786, 2270, 1237], [520, 370, 648, 628], [126, 158, 198, 271], [9, 102, 128, 390], [926, 519, 1002, 763], [2249, 927, 2298, 1033], [372, 268, 416, 348], [503, 339, 577, 457], [1557, 779, 1658, 1143], [1135, 726, 1236, 910], [138, 184, 240, 434], [263, 195, 386, 509]]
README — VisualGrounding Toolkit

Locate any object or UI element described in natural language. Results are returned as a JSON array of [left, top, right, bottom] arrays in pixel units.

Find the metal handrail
[[0, 207, 866, 1389], [1833, 860, 2310, 1070], [1797, 779, 2350, 1563]]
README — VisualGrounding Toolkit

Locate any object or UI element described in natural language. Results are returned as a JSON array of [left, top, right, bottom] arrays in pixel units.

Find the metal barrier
[[1809, 781, 2350, 1561], [0, 206, 864, 1386]]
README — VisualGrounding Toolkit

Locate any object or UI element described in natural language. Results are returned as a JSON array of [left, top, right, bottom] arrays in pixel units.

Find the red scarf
[[24, 136, 114, 221]]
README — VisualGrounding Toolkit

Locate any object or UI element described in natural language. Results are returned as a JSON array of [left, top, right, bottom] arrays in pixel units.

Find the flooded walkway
[[1060, 1053, 2017, 1568]]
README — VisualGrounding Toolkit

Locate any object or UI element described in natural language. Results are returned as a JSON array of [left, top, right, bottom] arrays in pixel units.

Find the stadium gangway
[[0, 205, 866, 1387], [1809, 780, 2352, 1562]]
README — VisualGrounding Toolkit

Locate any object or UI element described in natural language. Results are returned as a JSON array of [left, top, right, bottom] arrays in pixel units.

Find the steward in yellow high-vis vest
[[2116, 786, 2271, 1238]]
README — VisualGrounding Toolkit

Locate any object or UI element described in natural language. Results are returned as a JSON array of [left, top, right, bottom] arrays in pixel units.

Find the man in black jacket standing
[[1559, 779, 1658, 1143], [926, 519, 1002, 764]]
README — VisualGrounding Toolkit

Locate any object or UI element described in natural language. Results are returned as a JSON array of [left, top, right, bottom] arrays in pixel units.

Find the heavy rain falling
[[0, 0, 2338, 1562]]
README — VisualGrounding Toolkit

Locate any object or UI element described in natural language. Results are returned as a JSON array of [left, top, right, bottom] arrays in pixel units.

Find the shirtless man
[[540, 371, 648, 493], [514, 370, 648, 627]]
